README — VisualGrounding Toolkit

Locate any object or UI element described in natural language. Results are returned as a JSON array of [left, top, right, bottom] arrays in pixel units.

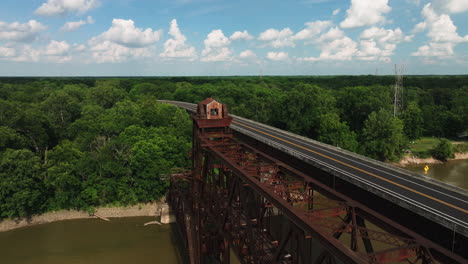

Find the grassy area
[[409, 137, 468, 158], [454, 142, 468, 153], [410, 137, 440, 153]]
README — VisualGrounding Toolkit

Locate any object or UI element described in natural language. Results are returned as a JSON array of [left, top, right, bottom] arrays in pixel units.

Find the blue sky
[[1, 0, 468, 76]]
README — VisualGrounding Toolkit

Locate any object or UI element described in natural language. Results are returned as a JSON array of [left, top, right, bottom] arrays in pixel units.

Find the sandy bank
[[0, 202, 164, 232], [396, 152, 468, 166]]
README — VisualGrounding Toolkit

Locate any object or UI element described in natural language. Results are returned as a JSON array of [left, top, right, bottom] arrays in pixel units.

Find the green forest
[[0, 76, 467, 219]]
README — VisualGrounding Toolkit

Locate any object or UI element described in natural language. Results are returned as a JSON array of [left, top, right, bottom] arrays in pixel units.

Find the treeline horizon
[[0, 76, 466, 219]]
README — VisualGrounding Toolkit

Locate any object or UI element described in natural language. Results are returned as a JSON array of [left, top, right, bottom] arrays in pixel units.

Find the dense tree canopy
[[361, 109, 406, 161], [0, 79, 192, 219], [0, 75, 466, 219]]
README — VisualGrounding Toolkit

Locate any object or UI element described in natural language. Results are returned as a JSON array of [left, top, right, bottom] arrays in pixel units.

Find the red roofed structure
[[195, 98, 232, 126]]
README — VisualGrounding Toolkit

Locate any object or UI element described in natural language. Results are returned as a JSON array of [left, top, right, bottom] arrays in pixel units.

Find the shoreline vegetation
[[396, 152, 468, 166], [396, 137, 468, 166], [0, 202, 163, 232], [3, 152, 466, 233]]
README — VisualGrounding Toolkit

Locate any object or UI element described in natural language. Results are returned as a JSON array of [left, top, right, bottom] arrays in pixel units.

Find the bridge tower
[[191, 98, 233, 264]]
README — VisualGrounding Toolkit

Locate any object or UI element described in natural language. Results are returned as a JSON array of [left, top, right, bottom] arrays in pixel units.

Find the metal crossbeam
[[168, 99, 465, 264]]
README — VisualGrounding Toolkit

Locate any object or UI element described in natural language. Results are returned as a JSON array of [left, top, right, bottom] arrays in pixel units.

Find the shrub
[[454, 143, 468, 153], [431, 139, 455, 161], [412, 150, 432, 159]]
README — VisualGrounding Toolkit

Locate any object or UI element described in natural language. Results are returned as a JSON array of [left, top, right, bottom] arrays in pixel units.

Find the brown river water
[[0, 160, 466, 264], [403, 159, 468, 190], [0, 217, 181, 264]]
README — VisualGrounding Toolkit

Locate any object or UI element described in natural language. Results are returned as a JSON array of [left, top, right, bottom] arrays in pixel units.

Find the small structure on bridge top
[[193, 97, 232, 131]]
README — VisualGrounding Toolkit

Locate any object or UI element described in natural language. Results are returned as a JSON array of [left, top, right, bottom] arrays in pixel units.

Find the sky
[[0, 0, 468, 76]]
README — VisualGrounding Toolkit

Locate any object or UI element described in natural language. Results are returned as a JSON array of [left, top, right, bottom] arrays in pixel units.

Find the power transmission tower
[[393, 64, 404, 117]]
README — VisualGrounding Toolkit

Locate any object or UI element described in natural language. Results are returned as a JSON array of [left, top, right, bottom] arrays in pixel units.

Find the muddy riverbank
[[396, 152, 468, 166], [0, 202, 167, 232]]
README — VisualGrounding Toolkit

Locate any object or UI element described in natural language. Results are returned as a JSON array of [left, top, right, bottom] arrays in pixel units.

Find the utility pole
[[393, 64, 404, 117]]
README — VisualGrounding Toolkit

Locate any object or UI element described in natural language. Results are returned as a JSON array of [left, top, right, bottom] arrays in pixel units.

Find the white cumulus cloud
[[412, 4, 468, 58], [6, 45, 41, 62], [357, 27, 411, 61], [230, 30, 253, 41], [340, 0, 391, 28], [259, 28, 295, 48], [160, 19, 196, 59], [0, 46, 16, 57], [61, 21, 85, 32], [433, 0, 468, 14], [43, 40, 72, 62], [360, 27, 411, 43], [204, 29, 230, 48], [317, 27, 345, 42], [266, 51, 288, 61], [0, 20, 47, 42], [421, 4, 467, 43], [61, 16, 94, 32], [89, 40, 153, 63], [319, 36, 357, 61], [89, 19, 162, 48], [298, 27, 358, 62], [412, 42, 455, 57], [239, 50, 256, 58], [35, 0, 100, 16], [293, 20, 332, 42], [0, 40, 74, 63], [201, 29, 232, 62], [44, 40, 70, 56], [87, 19, 161, 63], [73, 44, 86, 52], [412, 22, 426, 33]]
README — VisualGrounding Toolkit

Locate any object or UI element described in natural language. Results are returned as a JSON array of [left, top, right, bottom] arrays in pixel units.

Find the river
[[403, 159, 468, 190], [1, 161, 466, 264], [0, 217, 181, 264]]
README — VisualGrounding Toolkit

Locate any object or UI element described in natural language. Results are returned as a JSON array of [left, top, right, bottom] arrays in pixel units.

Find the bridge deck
[[161, 100, 468, 237]]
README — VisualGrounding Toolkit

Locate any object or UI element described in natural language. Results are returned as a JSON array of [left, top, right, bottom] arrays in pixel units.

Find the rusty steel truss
[[168, 101, 464, 264]]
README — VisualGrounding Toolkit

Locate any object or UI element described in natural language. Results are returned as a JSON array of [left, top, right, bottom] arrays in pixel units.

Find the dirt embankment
[[397, 152, 468, 166], [0, 202, 164, 232]]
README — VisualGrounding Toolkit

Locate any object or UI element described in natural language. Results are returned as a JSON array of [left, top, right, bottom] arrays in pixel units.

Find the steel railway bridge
[[161, 99, 467, 264]]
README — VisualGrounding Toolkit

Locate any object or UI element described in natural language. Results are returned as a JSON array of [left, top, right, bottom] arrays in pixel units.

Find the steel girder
[[169, 126, 464, 264]]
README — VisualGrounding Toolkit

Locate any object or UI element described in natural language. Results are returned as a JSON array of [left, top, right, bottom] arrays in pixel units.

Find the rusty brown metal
[[168, 98, 465, 264]]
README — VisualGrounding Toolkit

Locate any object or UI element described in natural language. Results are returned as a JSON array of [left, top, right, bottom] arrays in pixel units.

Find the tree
[[360, 109, 407, 161], [41, 90, 82, 139], [129, 82, 175, 99], [0, 126, 27, 150], [0, 149, 46, 218], [400, 101, 423, 140], [317, 113, 358, 152], [273, 84, 337, 138], [67, 104, 105, 150], [336, 85, 392, 132], [45, 141, 85, 209], [87, 81, 127, 108], [98, 100, 142, 136], [431, 138, 455, 161], [14, 105, 53, 155], [119, 126, 191, 200]]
